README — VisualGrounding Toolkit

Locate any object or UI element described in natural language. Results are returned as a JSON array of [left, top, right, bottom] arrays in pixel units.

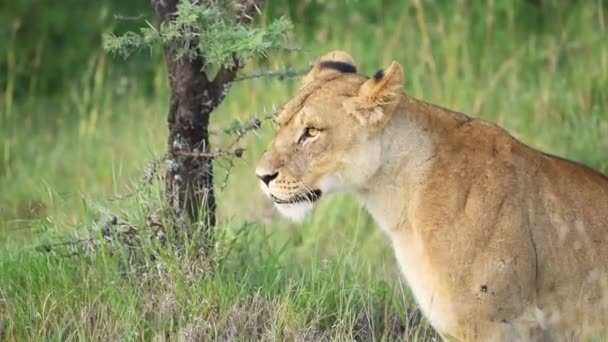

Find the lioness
[[255, 51, 608, 341]]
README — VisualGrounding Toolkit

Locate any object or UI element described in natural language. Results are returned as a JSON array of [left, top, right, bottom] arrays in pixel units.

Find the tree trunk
[[150, 0, 263, 249]]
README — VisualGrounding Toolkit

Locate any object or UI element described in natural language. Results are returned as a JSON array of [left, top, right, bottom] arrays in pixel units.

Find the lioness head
[[256, 51, 404, 221]]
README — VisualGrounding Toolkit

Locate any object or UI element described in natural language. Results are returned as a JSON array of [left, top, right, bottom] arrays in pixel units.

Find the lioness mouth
[[272, 189, 322, 204]]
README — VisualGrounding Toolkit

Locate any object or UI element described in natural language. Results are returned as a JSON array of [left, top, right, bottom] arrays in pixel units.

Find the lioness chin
[[255, 50, 608, 341]]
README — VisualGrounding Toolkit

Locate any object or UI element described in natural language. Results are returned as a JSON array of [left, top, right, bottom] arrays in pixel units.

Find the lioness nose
[[257, 172, 278, 186]]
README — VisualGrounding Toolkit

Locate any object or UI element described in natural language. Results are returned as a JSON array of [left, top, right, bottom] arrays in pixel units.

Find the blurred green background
[[1, 0, 607, 340]]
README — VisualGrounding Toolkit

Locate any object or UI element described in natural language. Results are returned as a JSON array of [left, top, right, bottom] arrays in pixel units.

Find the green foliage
[[102, 2, 292, 68], [0, 1, 152, 99]]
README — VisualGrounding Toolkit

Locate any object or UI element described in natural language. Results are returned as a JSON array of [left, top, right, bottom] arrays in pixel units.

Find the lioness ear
[[344, 61, 404, 126], [301, 50, 357, 87]]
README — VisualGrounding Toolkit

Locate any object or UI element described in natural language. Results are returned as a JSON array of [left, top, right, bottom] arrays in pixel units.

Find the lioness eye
[[298, 127, 321, 144], [305, 127, 319, 138]]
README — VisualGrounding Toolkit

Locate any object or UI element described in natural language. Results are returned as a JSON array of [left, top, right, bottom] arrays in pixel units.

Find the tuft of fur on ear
[[301, 50, 357, 87], [344, 61, 404, 126]]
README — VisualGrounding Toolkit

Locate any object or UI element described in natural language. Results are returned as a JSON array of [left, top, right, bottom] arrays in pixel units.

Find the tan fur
[[255, 51, 608, 341]]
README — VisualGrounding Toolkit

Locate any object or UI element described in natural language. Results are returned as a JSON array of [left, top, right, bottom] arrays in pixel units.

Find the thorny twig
[[217, 113, 276, 189], [174, 148, 245, 158], [36, 213, 165, 259], [35, 215, 123, 257]]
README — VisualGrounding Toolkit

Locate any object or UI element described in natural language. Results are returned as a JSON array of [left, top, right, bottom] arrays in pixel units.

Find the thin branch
[[175, 148, 244, 158], [36, 237, 98, 253], [218, 157, 236, 190], [232, 64, 312, 82]]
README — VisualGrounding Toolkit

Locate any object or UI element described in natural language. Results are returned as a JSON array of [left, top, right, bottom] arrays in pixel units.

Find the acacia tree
[[104, 1, 291, 249]]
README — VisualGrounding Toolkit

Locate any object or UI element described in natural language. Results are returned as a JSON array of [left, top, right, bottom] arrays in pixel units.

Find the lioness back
[[533, 148, 608, 335]]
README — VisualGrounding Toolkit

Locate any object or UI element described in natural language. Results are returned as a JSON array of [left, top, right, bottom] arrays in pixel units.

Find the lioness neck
[[357, 94, 467, 233]]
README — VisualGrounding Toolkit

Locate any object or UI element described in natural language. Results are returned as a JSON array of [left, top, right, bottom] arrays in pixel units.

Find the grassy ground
[[1, 1, 607, 340]]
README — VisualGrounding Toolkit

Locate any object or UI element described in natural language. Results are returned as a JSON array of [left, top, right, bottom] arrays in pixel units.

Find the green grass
[[1, 1, 607, 340]]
